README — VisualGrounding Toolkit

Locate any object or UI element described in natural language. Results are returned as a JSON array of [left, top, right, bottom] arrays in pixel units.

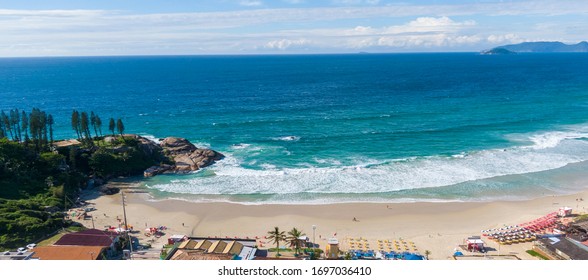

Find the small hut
[[558, 207, 572, 217], [466, 236, 485, 252], [325, 238, 339, 259]]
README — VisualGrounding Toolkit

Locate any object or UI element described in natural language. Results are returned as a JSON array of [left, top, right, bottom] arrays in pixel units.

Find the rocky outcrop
[[143, 164, 173, 177], [160, 137, 197, 155], [143, 136, 224, 176]]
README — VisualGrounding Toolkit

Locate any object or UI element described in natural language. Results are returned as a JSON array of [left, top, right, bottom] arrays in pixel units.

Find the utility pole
[[312, 225, 316, 249], [122, 192, 132, 259]]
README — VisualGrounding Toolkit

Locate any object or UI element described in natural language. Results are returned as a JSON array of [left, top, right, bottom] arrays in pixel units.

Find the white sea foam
[[140, 134, 161, 144], [272, 136, 300, 141], [148, 126, 588, 199], [231, 143, 251, 149]]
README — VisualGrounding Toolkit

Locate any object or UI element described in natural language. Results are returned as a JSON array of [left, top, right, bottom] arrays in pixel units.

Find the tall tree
[[29, 109, 40, 150], [95, 115, 103, 136], [10, 109, 21, 141], [71, 110, 81, 140], [116, 118, 125, 137], [287, 227, 305, 256], [80, 112, 93, 146], [90, 111, 98, 137], [267, 227, 286, 257], [2, 111, 13, 140], [80, 112, 90, 138], [108, 118, 115, 136], [0, 115, 5, 139], [47, 114, 54, 144], [21, 110, 29, 143], [40, 111, 48, 146]]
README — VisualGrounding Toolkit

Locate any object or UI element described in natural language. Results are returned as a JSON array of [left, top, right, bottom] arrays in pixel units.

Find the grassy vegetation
[[575, 214, 588, 222], [0, 195, 66, 250], [268, 248, 293, 252], [36, 225, 86, 247], [526, 250, 549, 260], [0, 134, 168, 250]]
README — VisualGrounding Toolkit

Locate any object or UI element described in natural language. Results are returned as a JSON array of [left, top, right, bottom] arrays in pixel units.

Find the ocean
[[2, 53, 588, 204]]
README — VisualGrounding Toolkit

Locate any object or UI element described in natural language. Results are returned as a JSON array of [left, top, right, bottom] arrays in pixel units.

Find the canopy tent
[[466, 237, 485, 252], [558, 207, 572, 217]]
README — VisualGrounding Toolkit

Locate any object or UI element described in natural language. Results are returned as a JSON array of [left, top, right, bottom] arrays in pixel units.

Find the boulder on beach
[[160, 137, 197, 155], [141, 136, 224, 176]]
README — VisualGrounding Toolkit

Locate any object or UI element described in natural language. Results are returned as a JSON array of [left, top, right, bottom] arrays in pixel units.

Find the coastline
[[77, 181, 588, 260]]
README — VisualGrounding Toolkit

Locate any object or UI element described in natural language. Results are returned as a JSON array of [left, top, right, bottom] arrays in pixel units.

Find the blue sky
[[0, 0, 587, 56]]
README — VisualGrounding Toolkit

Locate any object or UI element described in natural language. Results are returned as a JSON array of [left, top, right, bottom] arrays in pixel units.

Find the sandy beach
[[75, 182, 588, 260]]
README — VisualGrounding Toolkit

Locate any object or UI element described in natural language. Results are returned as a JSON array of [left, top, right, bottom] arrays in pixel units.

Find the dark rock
[[100, 185, 120, 195]]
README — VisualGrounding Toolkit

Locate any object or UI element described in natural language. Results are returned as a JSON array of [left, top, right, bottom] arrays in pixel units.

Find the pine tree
[[80, 111, 93, 146], [95, 116, 103, 136], [2, 111, 12, 140], [116, 118, 125, 137], [0, 115, 5, 139], [29, 109, 40, 150], [108, 118, 115, 136], [47, 114, 54, 144], [71, 110, 81, 140], [90, 111, 98, 137], [21, 110, 29, 143], [10, 109, 20, 141], [40, 111, 48, 147]]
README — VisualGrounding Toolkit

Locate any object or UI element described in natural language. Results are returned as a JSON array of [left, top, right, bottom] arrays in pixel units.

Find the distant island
[[481, 41, 588, 54]]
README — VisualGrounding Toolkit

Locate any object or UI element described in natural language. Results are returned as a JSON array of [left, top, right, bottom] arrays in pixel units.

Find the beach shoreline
[[75, 180, 588, 260]]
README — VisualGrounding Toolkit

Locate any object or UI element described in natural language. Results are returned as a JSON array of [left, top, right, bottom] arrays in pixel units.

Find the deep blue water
[[2, 53, 588, 203]]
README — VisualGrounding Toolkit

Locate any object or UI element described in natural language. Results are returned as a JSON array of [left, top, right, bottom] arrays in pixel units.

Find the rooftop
[[169, 249, 233, 260], [168, 237, 259, 260], [31, 246, 106, 260], [538, 237, 588, 260], [54, 229, 118, 247]]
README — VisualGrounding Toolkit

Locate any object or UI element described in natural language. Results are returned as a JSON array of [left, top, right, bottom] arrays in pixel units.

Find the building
[[535, 237, 588, 260], [166, 237, 260, 260], [31, 246, 107, 260], [325, 238, 339, 259], [466, 236, 486, 252], [54, 229, 119, 250]]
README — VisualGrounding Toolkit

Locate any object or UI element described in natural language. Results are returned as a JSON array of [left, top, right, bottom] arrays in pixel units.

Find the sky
[[0, 0, 587, 56]]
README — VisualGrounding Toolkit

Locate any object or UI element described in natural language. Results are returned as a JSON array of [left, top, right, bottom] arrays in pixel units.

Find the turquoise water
[[2, 53, 588, 203]]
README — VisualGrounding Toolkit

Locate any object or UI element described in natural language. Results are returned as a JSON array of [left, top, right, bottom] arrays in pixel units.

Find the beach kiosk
[[558, 207, 572, 217], [466, 236, 485, 252], [168, 235, 188, 245], [325, 238, 340, 260]]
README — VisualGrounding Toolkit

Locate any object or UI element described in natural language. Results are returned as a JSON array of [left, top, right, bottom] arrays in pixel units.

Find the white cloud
[[240, 0, 263, 7], [408, 16, 476, 27], [1, 0, 587, 56], [264, 38, 310, 50], [332, 0, 380, 5], [487, 34, 523, 44]]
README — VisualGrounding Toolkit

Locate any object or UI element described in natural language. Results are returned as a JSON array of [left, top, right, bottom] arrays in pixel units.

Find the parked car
[[17, 247, 27, 253], [26, 243, 36, 250]]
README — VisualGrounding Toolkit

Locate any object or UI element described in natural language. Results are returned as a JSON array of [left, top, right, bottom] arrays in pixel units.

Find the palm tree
[[424, 250, 431, 260], [267, 227, 286, 257], [287, 227, 305, 256]]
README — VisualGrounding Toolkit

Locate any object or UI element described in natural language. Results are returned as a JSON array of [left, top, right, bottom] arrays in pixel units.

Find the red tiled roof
[[54, 229, 117, 247], [32, 246, 106, 260]]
